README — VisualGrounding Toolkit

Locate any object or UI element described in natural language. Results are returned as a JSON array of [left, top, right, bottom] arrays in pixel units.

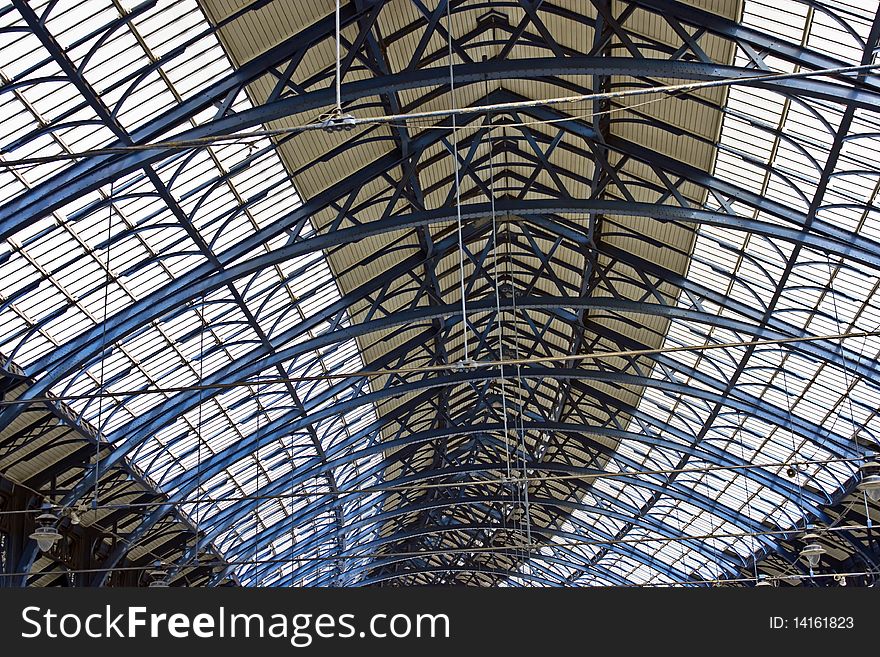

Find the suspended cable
[[252, 375, 262, 583], [93, 179, 114, 511], [4, 522, 879, 581], [4, 455, 865, 517], [483, 71, 515, 560], [825, 253, 878, 552], [484, 67, 512, 482], [2, 62, 879, 168], [334, 0, 342, 113], [2, 329, 877, 407], [316, 0, 354, 131], [445, 1, 471, 365], [736, 409, 761, 584], [194, 293, 206, 566], [779, 342, 809, 532]]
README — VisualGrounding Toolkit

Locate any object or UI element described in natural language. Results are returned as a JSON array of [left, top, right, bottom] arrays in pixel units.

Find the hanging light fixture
[[755, 575, 773, 587], [29, 507, 62, 553], [857, 461, 880, 502], [147, 561, 169, 588], [799, 532, 826, 568]]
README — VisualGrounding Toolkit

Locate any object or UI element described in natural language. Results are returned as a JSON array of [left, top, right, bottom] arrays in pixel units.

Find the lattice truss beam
[[0, 0, 879, 586]]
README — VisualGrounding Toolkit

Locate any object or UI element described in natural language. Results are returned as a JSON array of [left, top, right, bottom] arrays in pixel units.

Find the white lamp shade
[[29, 525, 61, 553], [800, 543, 825, 568], [857, 473, 880, 502]]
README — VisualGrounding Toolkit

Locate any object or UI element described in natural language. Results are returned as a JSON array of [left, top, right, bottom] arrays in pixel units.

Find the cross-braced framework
[[1, 0, 879, 587]]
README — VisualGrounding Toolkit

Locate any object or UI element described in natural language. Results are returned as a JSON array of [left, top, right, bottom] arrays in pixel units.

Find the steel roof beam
[[4, 53, 877, 242]]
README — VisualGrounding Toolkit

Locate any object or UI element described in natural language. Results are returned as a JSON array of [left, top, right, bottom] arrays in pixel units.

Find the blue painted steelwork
[[1, 0, 879, 587]]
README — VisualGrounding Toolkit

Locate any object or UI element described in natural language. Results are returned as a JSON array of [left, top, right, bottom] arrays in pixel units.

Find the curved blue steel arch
[[292, 493, 710, 586], [247, 465, 764, 586], [64, 295, 859, 514], [94, 347, 835, 582], [6, 83, 880, 432], [75, 266, 872, 584], [36, 243, 880, 580], [213, 414, 826, 556], [179, 422, 820, 584], [120, 1, 880, 584], [58, 233, 880, 476], [158, 280, 872, 580], [241, 524, 637, 587], [115, 294, 868, 462], [179, 388, 829, 542], [15, 190, 880, 411], [216, 443, 771, 559], [3, 52, 876, 239], [236, 492, 715, 585], [1, 11, 872, 334], [7, 93, 880, 422]]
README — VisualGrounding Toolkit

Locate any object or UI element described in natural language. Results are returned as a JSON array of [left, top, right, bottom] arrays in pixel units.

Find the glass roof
[[0, 0, 879, 587]]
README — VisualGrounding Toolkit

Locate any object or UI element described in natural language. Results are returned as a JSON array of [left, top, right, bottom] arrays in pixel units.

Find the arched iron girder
[[221, 451, 751, 573], [352, 564, 663, 588], [15, 129, 880, 430], [11, 220, 878, 488], [111, 362, 827, 581], [255, 515, 708, 589], [202, 405, 826, 549], [294, 484, 737, 587], [65, 291, 854, 544], [220, 432, 811, 581], [237, 532, 636, 587], [252, 524, 637, 588], [170, 385, 846, 578], [112, 297, 858, 475], [186, 418, 812, 572], [51, 266, 864, 580], [122, 298, 877, 487], [168, 382, 828, 562], [227, 492, 698, 585], [162, 390, 824, 584], [246, 463, 754, 587], [5, 0, 868, 212], [75, 338, 844, 552], [5, 49, 876, 235], [10, 0, 354, 571], [5, 0, 872, 588], [353, 564, 571, 588], [13, 83, 880, 409], [235, 520, 639, 587], [5, 46, 879, 248], [5, 18, 875, 392], [19, 187, 879, 411]]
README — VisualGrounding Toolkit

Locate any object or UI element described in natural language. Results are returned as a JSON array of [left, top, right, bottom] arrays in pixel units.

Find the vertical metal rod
[[446, 1, 470, 362], [335, 0, 342, 111]]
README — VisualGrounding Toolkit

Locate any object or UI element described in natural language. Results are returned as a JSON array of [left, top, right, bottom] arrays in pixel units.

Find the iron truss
[[0, 356, 229, 586], [0, 0, 879, 586]]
